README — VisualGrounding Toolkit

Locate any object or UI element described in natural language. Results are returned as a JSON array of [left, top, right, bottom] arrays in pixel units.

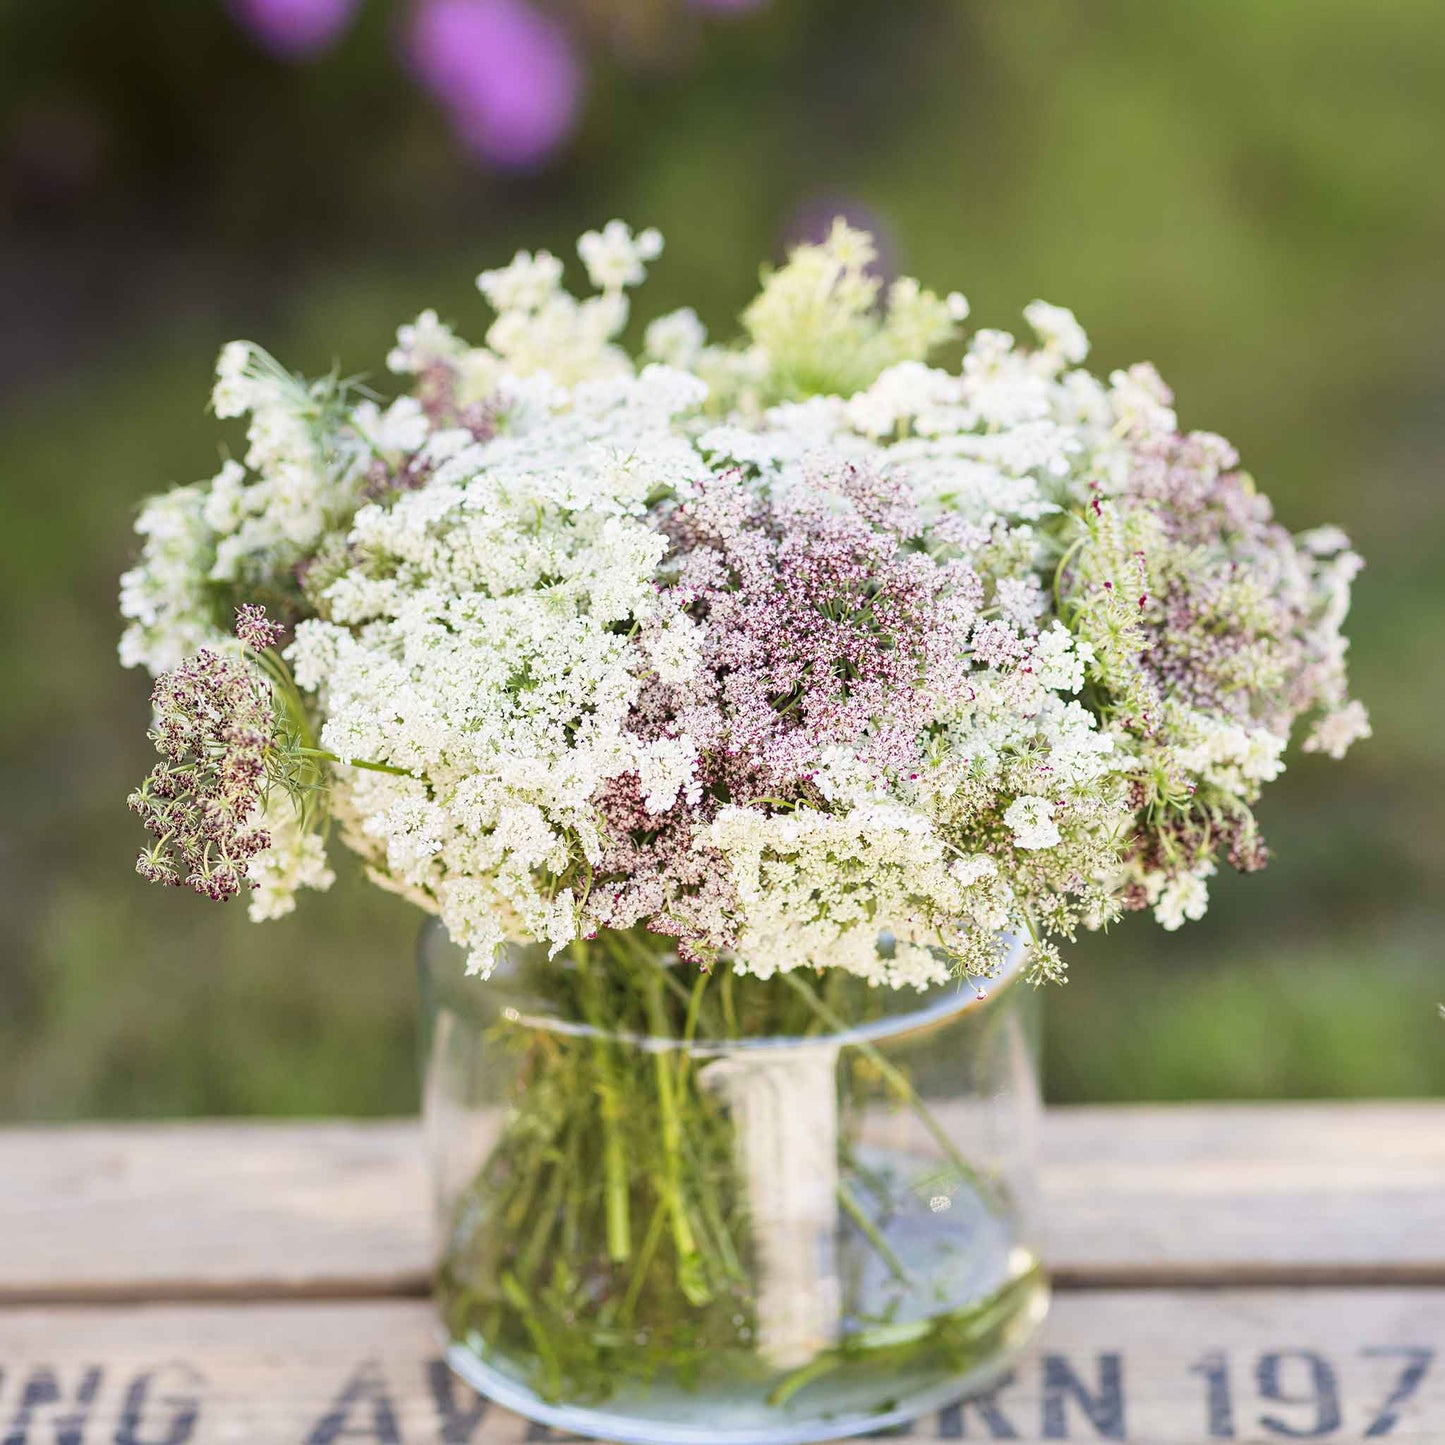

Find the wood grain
[[1041, 1101, 1445, 1287], [1, 1102, 1441, 1302], [0, 1291, 1440, 1442], [0, 1119, 428, 1302]]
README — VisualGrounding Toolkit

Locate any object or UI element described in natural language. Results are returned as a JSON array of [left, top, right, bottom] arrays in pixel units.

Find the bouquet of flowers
[[122, 218, 1365, 983], [119, 221, 1367, 1427]]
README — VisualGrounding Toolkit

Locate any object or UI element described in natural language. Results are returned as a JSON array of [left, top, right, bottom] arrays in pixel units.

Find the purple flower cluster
[[408, 0, 583, 171], [227, 0, 771, 172], [415, 362, 498, 442], [227, 0, 358, 59], [669, 463, 977, 790], [584, 462, 980, 956]]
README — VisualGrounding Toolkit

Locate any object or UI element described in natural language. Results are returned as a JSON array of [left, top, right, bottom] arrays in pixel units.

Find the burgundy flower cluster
[[128, 610, 280, 901]]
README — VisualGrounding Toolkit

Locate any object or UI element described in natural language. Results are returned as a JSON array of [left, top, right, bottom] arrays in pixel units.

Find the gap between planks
[[8, 1265, 1445, 1311]]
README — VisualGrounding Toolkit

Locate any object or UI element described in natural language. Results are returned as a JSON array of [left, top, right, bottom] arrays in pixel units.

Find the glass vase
[[419, 922, 1047, 1445]]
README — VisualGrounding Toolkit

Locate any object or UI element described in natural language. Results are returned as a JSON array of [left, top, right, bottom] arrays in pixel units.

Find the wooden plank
[[0, 1291, 1441, 1441], [1041, 1101, 1445, 1287], [1, 1103, 1441, 1302], [0, 1120, 428, 1302]]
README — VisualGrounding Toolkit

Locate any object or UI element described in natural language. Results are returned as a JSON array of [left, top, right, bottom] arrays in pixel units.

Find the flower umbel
[[234, 602, 286, 652], [128, 606, 329, 906]]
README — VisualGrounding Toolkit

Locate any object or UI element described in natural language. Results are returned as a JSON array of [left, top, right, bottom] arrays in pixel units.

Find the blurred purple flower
[[409, 0, 583, 172], [227, 0, 360, 59]]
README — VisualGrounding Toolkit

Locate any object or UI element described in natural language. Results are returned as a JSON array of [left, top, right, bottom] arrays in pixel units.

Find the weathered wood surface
[[1042, 1101, 1445, 1287], [1, 1102, 1441, 1302], [0, 1291, 1440, 1441], [2, 1105, 1441, 1441], [0, 1119, 427, 1302]]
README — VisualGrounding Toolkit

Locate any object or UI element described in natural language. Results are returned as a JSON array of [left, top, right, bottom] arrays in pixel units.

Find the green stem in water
[[767, 1351, 842, 1407], [837, 1180, 910, 1286], [500, 1270, 562, 1401], [516, 1117, 571, 1283], [778, 971, 1008, 1216], [641, 967, 711, 1307], [573, 942, 632, 1265], [674, 969, 712, 1111], [679, 1129, 744, 1288], [768, 1260, 1044, 1408], [618, 1198, 669, 1325]]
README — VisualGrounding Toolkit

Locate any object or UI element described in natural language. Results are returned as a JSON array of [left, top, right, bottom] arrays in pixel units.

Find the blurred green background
[[2, 0, 1441, 1119]]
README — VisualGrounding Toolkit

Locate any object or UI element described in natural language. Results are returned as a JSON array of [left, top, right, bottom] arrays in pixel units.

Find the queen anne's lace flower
[[1023, 300, 1090, 367], [644, 308, 707, 369], [120, 223, 1367, 985], [578, 221, 663, 292], [247, 797, 335, 922], [1004, 796, 1062, 852]]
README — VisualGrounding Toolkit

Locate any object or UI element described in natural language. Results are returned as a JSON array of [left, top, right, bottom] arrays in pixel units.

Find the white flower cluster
[[120, 222, 1366, 985], [119, 480, 219, 672], [708, 805, 1009, 990], [120, 342, 421, 674], [287, 361, 714, 974], [246, 796, 336, 923]]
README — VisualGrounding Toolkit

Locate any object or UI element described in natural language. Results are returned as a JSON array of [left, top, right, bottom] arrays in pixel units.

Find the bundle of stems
[[436, 928, 1038, 1408]]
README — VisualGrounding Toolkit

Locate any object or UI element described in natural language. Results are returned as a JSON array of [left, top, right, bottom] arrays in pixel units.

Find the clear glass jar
[[420, 922, 1047, 1445]]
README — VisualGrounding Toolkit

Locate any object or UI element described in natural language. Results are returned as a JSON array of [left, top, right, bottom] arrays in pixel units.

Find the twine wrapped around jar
[[702, 1042, 844, 1369]]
